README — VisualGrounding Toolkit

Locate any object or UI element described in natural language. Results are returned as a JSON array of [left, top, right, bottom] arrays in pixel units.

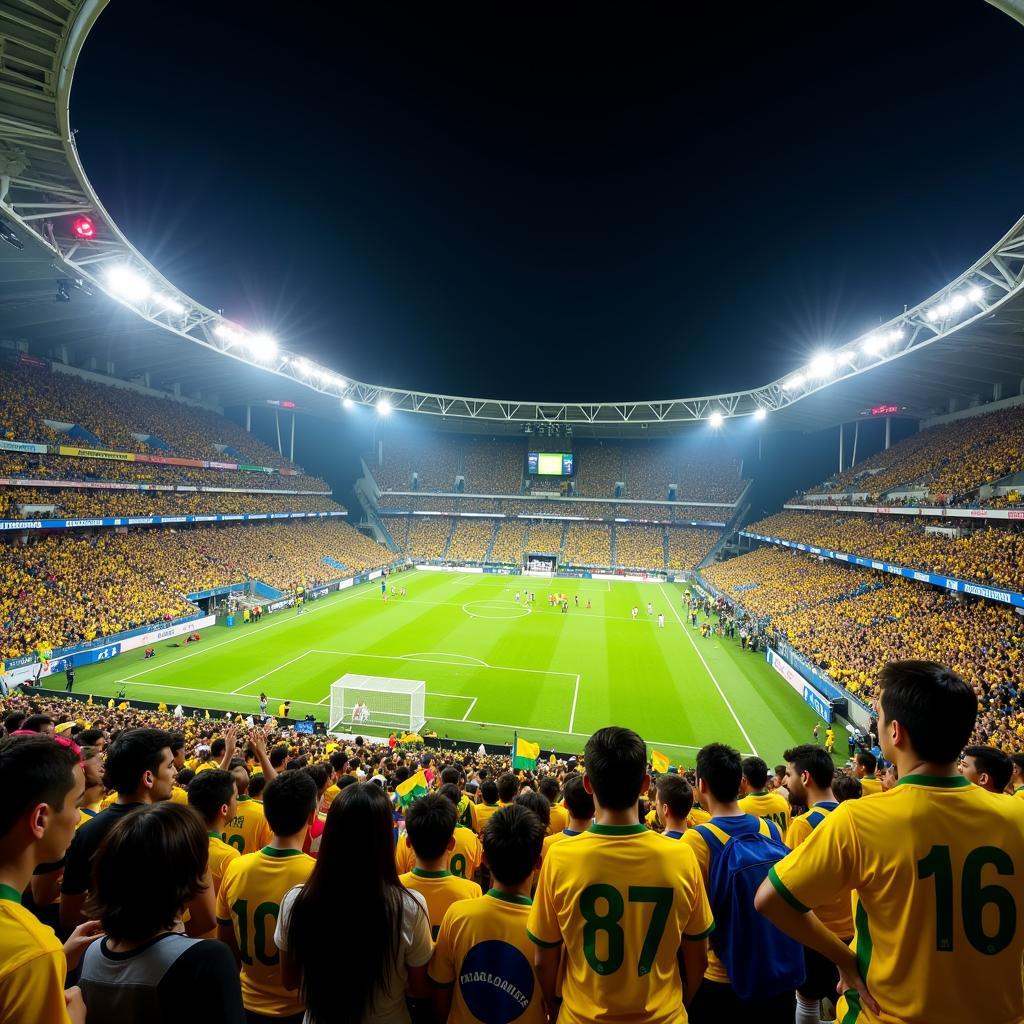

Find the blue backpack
[[693, 816, 806, 1001]]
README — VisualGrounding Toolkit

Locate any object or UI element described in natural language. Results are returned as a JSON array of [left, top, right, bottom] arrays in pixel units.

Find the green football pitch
[[64, 570, 821, 765]]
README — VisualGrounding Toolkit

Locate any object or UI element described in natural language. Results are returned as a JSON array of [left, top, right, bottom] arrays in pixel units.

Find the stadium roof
[[0, 0, 1023, 437]]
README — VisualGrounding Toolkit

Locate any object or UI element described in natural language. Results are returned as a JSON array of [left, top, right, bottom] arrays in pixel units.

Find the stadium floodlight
[[967, 285, 984, 303], [888, 327, 904, 342], [708, 410, 724, 427], [377, 397, 392, 416], [153, 293, 185, 315], [343, 396, 355, 409], [292, 357, 312, 376], [862, 335, 883, 355], [215, 322, 244, 342], [808, 352, 835, 379], [105, 266, 150, 303], [950, 294, 967, 312], [248, 333, 278, 362], [753, 407, 767, 421], [783, 373, 805, 391], [936, 302, 951, 318]]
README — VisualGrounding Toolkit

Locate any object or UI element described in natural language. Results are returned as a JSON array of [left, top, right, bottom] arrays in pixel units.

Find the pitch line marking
[[569, 675, 581, 732], [310, 649, 577, 679], [230, 651, 314, 693], [400, 652, 489, 667], [461, 697, 479, 721], [115, 581, 378, 683], [659, 583, 759, 757]]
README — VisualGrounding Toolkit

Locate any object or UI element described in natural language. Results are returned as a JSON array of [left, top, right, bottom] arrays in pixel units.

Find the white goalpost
[[329, 674, 426, 735]]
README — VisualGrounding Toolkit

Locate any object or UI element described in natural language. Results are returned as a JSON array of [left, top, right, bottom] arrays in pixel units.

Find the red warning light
[[281, 400, 297, 409], [71, 215, 96, 240]]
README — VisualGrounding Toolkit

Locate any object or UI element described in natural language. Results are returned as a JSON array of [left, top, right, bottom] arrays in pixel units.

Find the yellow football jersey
[[738, 790, 791, 837], [542, 828, 584, 860], [858, 776, 883, 797], [474, 802, 500, 832], [430, 890, 547, 1024], [223, 795, 272, 855], [399, 868, 482, 938], [396, 825, 482, 880], [1013, 786, 1024, 802], [548, 803, 569, 836], [686, 806, 711, 828], [528, 823, 713, 1023], [169, 786, 189, 805], [0, 888, 69, 1024], [770, 774, 1024, 1024], [785, 802, 853, 939], [216, 846, 315, 1017]]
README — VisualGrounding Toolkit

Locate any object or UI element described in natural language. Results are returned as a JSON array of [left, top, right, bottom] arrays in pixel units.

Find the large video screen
[[528, 452, 574, 476]]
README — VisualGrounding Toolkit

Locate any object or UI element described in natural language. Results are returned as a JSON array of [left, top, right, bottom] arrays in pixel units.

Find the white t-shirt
[[275, 884, 432, 1024]]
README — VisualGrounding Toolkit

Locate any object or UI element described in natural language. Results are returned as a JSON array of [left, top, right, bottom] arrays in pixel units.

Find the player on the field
[[658, 613, 665, 628], [401, 794, 482, 939], [780, 744, 851, 1024], [738, 756, 791, 838], [217, 771, 317, 1021], [529, 727, 713, 1021], [756, 660, 1024, 1024], [824, 726, 835, 754]]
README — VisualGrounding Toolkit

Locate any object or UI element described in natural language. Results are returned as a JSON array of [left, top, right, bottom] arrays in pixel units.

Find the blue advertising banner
[[741, 531, 1024, 609], [0, 510, 346, 532]]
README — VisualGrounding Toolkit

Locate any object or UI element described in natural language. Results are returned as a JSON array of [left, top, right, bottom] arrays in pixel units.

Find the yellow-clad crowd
[[562, 523, 613, 566], [614, 525, 665, 569], [445, 519, 496, 561]]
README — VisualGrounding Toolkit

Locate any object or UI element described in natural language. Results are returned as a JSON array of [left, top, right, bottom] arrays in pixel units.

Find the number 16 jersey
[[769, 775, 1024, 1024], [527, 824, 713, 1023]]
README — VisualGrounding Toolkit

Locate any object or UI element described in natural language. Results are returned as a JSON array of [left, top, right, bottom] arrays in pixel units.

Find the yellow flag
[[651, 750, 671, 774]]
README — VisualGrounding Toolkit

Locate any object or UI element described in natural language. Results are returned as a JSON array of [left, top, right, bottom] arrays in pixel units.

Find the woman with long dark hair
[[276, 781, 432, 1024]]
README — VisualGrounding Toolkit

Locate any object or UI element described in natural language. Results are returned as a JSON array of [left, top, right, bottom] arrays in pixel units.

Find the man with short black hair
[[683, 743, 798, 1023], [538, 776, 568, 835], [431, 804, 547, 1023], [738, 755, 790, 836], [529, 727, 713, 1021], [20, 715, 54, 736], [655, 773, 694, 839], [188, 768, 240, 937], [960, 744, 1013, 794], [0, 735, 94, 1024], [1011, 753, 1024, 801], [542, 774, 593, 860], [757, 660, 1024, 1024], [217, 769, 317, 1023], [61, 728, 187, 931], [782, 744, 850, 1024], [400, 793, 481, 938], [853, 751, 882, 796], [475, 779, 501, 831], [496, 772, 520, 806]]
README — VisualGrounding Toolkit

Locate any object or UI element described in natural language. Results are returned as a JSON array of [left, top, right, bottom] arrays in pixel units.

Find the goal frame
[[329, 674, 426, 736]]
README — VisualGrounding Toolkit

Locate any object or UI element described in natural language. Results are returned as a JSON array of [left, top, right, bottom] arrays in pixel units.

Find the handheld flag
[[651, 750, 671, 774], [512, 733, 540, 770], [396, 769, 429, 808]]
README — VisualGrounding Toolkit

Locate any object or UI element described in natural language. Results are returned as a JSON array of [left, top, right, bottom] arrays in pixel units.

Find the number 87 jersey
[[768, 774, 1024, 1024], [527, 824, 714, 1023]]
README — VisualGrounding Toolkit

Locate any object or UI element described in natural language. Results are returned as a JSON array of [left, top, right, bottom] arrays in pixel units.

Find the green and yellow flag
[[512, 733, 540, 770], [396, 769, 429, 808], [651, 750, 671, 774]]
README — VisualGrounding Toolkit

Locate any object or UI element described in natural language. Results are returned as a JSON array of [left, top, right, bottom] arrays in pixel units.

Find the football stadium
[[1, 3, 1024, 1024]]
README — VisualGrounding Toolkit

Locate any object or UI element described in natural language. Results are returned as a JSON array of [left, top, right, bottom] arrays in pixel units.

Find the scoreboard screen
[[528, 452, 574, 476]]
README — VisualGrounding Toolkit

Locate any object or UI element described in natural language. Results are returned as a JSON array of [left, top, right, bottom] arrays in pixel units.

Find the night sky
[[72, 0, 1022, 404]]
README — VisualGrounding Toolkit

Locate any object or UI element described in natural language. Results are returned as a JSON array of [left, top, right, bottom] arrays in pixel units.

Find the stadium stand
[[0, 521, 392, 660], [747, 509, 1024, 592], [562, 523, 613, 566], [404, 517, 452, 559], [572, 442, 623, 497], [489, 520, 527, 563], [524, 521, 564, 553], [666, 526, 720, 570], [445, 518, 496, 562], [462, 439, 524, 493], [801, 403, 1024, 501], [614, 525, 665, 569]]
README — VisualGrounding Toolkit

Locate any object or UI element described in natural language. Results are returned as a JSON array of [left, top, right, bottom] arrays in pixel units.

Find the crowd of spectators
[[0, 487, 343, 519], [572, 442, 623, 497], [562, 523, 612, 566], [444, 520, 495, 562], [0, 521, 393, 659], [524, 521, 564, 553], [667, 527, 720, 570], [748, 509, 1024, 592], [0, 451, 329, 492], [461, 439, 525, 494], [614, 525, 665, 569], [404, 518, 452, 560], [489, 521, 527, 563], [802, 403, 1024, 500], [0, 363, 299, 468]]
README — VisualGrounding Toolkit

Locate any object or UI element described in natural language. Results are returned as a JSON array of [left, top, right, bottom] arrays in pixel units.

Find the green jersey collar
[[487, 889, 532, 905], [896, 774, 971, 789], [260, 846, 304, 857], [411, 868, 451, 878], [588, 823, 646, 836], [0, 883, 22, 905]]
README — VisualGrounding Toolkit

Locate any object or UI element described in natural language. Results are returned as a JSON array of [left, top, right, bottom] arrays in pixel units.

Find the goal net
[[329, 674, 426, 736]]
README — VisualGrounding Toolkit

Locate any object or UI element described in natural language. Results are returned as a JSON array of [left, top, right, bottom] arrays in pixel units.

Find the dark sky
[[71, 0, 1022, 403]]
